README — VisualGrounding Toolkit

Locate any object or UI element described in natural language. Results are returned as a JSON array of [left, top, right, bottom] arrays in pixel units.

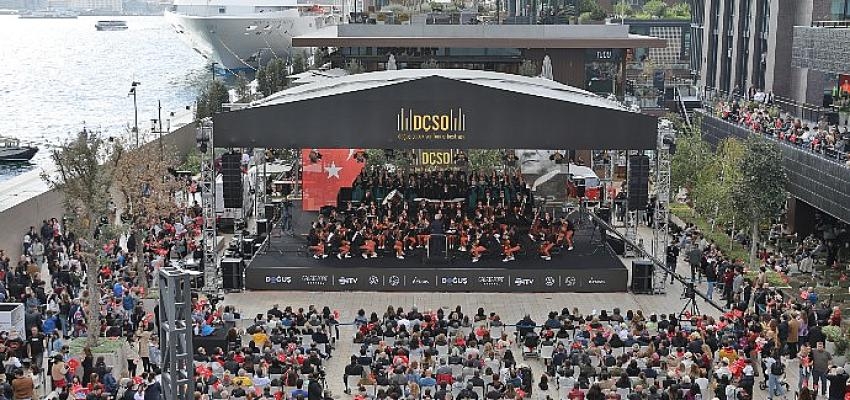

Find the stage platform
[[244, 208, 628, 292]]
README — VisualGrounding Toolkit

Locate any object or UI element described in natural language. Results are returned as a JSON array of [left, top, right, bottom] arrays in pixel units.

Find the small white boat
[[0, 138, 38, 162], [95, 20, 128, 30]]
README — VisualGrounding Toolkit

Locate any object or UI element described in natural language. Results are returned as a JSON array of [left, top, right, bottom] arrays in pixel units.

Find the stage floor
[[244, 207, 628, 292]]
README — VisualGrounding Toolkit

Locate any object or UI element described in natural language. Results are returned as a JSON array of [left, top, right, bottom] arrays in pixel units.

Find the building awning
[[293, 24, 668, 49]]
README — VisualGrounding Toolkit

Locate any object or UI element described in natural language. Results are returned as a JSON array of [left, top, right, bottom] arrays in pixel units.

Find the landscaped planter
[[69, 337, 129, 379]]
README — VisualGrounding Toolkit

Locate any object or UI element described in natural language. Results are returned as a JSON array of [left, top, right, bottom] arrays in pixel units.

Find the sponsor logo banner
[[245, 267, 627, 292]]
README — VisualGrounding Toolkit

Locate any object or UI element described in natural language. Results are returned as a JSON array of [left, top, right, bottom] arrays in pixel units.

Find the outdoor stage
[[243, 208, 628, 293]]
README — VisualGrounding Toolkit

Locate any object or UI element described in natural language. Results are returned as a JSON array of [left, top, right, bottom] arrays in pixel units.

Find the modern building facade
[[690, 0, 833, 105], [293, 24, 666, 94]]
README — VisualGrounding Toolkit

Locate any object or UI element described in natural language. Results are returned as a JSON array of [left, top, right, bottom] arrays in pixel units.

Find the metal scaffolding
[[624, 150, 640, 257], [254, 148, 266, 221], [158, 267, 195, 400], [197, 119, 220, 294], [652, 120, 674, 294]]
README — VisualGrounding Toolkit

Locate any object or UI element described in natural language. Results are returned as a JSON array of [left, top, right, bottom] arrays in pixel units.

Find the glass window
[[832, 0, 849, 19]]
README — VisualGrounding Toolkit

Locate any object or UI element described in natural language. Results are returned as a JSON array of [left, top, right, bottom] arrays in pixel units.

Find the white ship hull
[[165, 10, 339, 71]]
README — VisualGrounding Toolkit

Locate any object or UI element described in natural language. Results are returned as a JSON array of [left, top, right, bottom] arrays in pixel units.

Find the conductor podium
[[426, 234, 451, 264]]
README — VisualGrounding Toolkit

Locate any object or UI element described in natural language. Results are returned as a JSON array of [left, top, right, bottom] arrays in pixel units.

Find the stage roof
[[213, 69, 658, 150], [292, 24, 668, 49]]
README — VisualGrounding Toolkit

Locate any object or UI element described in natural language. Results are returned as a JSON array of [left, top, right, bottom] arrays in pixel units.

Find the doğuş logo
[[265, 276, 292, 284], [440, 276, 468, 285]]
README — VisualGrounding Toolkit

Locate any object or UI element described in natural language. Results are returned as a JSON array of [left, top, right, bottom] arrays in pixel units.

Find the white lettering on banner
[[514, 278, 534, 286], [388, 276, 401, 286], [411, 277, 430, 285], [338, 277, 358, 286], [440, 277, 468, 285], [265, 276, 292, 284], [563, 276, 577, 287], [301, 275, 329, 285], [588, 277, 607, 285], [545, 276, 556, 287], [369, 275, 380, 285], [478, 276, 505, 286]]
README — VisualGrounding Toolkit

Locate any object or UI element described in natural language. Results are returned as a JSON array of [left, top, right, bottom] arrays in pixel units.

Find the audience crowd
[[712, 98, 850, 166]]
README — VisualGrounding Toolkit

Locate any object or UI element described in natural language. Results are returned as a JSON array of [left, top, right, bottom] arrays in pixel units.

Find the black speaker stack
[[631, 260, 654, 294], [627, 155, 650, 211], [221, 153, 243, 209], [221, 258, 244, 291]]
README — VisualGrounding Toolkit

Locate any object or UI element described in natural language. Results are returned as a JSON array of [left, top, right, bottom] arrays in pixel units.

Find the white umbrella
[[541, 55, 553, 80], [387, 54, 398, 70]]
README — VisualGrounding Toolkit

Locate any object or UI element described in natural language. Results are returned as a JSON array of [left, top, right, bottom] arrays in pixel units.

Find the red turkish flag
[[301, 149, 364, 211]]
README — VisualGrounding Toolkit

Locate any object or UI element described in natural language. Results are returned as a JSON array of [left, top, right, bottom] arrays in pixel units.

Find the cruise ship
[[164, 0, 343, 71]]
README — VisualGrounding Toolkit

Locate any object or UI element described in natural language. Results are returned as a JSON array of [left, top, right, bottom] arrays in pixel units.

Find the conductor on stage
[[431, 213, 445, 235]]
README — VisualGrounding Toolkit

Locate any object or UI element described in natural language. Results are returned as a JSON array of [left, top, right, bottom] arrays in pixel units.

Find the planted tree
[[234, 72, 253, 103], [112, 140, 182, 290], [256, 57, 289, 97], [518, 60, 538, 77], [345, 59, 366, 75], [691, 138, 745, 231], [670, 121, 713, 194], [43, 129, 120, 348], [641, 0, 667, 17], [733, 135, 788, 267], [195, 79, 230, 121]]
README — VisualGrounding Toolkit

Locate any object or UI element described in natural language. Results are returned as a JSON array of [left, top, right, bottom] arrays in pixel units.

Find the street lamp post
[[129, 81, 141, 147], [211, 62, 218, 82]]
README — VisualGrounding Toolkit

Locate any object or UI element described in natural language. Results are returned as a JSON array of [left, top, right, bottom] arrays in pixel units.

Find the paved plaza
[[222, 226, 814, 400]]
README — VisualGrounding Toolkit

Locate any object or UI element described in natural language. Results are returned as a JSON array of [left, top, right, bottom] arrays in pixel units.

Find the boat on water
[[0, 138, 37, 162], [95, 20, 128, 30], [164, 0, 343, 71], [18, 10, 79, 18]]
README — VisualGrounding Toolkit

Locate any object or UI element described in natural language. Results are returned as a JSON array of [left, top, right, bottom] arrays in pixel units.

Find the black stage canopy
[[213, 69, 657, 150]]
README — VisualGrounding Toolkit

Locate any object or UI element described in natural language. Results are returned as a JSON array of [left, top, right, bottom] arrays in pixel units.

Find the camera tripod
[[679, 282, 700, 318]]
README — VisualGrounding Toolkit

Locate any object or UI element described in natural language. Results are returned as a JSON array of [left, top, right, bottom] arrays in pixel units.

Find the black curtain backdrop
[[213, 75, 657, 150]]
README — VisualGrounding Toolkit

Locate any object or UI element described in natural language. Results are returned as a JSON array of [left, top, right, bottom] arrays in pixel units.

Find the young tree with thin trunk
[[42, 128, 119, 348], [112, 139, 182, 291], [733, 136, 787, 268]]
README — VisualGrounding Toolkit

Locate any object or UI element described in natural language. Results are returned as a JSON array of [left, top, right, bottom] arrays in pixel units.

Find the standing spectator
[[827, 366, 849, 400], [665, 241, 679, 284], [811, 341, 832, 395], [687, 245, 703, 283], [10, 369, 33, 400], [704, 262, 717, 300], [25, 327, 44, 371]]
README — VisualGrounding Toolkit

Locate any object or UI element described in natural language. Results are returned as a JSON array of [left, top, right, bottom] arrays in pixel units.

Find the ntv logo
[[514, 277, 534, 286], [338, 277, 358, 286]]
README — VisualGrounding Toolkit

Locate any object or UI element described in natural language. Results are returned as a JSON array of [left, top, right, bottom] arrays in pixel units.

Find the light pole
[[211, 62, 218, 82], [129, 81, 140, 147]]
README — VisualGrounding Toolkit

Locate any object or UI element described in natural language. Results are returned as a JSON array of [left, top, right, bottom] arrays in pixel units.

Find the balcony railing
[[702, 87, 832, 133], [697, 110, 850, 224], [811, 20, 850, 28]]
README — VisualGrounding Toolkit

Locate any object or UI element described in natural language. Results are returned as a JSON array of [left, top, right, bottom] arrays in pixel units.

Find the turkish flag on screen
[[301, 149, 364, 211]]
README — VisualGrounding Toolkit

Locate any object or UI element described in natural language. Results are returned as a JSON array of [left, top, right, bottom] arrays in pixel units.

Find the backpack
[[770, 361, 784, 376]]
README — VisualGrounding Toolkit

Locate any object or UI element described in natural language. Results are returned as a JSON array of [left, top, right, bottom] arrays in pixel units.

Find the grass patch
[[670, 205, 749, 263], [69, 336, 125, 355], [744, 270, 789, 287]]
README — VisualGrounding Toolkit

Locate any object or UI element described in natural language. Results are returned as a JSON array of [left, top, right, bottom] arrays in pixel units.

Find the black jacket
[[307, 378, 323, 400]]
